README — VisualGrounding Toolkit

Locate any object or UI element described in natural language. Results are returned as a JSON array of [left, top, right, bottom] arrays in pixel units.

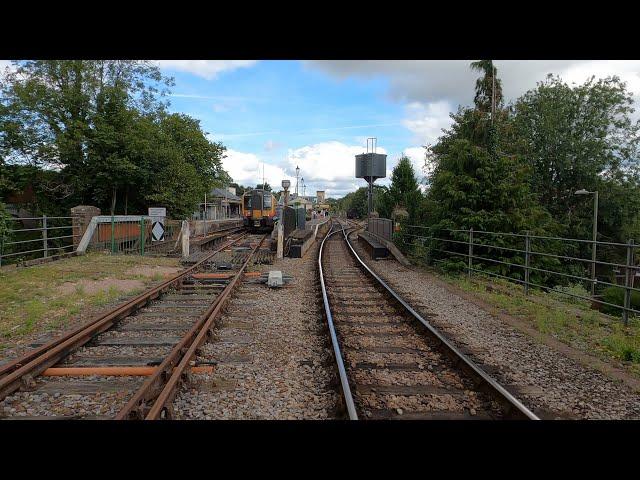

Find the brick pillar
[[71, 205, 101, 249]]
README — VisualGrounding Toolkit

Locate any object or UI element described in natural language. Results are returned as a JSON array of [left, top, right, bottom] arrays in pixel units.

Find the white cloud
[[223, 141, 390, 198], [212, 104, 230, 113], [286, 141, 387, 197], [0, 60, 17, 76], [158, 60, 258, 80], [306, 60, 640, 108], [264, 140, 282, 152], [223, 149, 296, 191], [402, 101, 453, 145]]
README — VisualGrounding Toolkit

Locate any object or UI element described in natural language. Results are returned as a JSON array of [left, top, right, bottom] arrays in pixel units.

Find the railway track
[[319, 219, 539, 420], [0, 232, 269, 419]]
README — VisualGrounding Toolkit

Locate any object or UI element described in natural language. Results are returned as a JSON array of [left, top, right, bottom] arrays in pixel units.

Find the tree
[[1, 61, 230, 219], [0, 60, 174, 209], [423, 62, 556, 276], [513, 74, 640, 243], [380, 156, 423, 224], [336, 185, 388, 219], [255, 182, 271, 191], [470, 60, 503, 114]]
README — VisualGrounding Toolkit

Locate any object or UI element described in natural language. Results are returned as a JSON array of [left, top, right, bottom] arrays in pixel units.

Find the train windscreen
[[251, 191, 263, 210]]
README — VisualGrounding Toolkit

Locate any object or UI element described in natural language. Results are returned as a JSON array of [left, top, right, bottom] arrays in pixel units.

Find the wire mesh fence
[[0, 216, 81, 266], [397, 224, 640, 325]]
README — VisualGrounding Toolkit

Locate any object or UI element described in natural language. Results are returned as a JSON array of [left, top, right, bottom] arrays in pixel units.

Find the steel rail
[[329, 218, 538, 420], [318, 220, 358, 420], [137, 234, 268, 420], [0, 232, 249, 400]]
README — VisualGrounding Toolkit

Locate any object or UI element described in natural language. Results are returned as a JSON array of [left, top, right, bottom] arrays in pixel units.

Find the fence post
[[140, 217, 145, 256], [623, 239, 634, 326], [524, 231, 531, 295], [111, 215, 115, 254], [42, 215, 48, 258], [468, 228, 473, 279]]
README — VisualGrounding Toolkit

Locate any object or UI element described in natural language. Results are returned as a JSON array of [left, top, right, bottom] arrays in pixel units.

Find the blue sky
[[155, 60, 640, 198], [161, 60, 422, 197]]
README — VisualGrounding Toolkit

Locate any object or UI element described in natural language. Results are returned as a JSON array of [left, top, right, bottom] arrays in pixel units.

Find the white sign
[[152, 221, 165, 242], [148, 207, 166, 218], [148, 207, 166, 242]]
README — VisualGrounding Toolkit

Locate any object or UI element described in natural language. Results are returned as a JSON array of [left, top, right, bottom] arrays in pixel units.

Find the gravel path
[[173, 241, 339, 419], [350, 231, 640, 420]]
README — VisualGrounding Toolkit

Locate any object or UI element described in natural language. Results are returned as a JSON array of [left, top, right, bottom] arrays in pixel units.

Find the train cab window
[[244, 196, 252, 209], [263, 192, 272, 209], [252, 191, 263, 210]]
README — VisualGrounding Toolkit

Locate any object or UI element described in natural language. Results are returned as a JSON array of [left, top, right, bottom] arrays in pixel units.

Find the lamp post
[[301, 177, 305, 197], [295, 166, 300, 196], [575, 189, 599, 296]]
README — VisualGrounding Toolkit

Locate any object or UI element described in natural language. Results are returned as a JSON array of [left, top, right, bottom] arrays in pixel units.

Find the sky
[[4, 60, 640, 198]]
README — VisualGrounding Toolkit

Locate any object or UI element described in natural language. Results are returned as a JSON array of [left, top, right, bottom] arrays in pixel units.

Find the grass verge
[[441, 272, 640, 377], [0, 253, 181, 351]]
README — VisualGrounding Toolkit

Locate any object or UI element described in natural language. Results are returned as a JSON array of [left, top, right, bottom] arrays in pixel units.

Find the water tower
[[355, 138, 386, 217]]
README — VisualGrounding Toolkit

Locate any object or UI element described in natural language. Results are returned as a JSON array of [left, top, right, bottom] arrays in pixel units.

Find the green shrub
[[549, 283, 591, 307], [601, 286, 640, 316]]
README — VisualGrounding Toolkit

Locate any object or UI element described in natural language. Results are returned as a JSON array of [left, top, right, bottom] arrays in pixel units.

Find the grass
[[442, 273, 640, 377], [0, 253, 181, 351]]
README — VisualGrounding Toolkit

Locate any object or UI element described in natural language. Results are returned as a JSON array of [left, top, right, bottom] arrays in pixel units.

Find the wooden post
[[181, 220, 190, 259], [276, 221, 284, 259]]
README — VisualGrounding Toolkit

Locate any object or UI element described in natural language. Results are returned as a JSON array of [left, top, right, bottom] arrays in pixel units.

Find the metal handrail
[[399, 228, 639, 323]]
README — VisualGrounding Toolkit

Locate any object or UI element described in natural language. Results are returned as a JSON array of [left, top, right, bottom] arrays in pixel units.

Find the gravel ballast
[[173, 241, 339, 419], [350, 231, 640, 420]]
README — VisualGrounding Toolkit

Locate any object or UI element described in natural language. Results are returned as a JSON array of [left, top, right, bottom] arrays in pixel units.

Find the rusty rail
[[118, 234, 267, 420], [0, 232, 248, 401]]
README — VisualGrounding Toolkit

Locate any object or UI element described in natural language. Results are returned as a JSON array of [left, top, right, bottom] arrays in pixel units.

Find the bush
[[549, 283, 591, 307], [601, 286, 640, 316]]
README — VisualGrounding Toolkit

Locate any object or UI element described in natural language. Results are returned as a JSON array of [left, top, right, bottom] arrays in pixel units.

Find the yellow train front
[[242, 188, 278, 232]]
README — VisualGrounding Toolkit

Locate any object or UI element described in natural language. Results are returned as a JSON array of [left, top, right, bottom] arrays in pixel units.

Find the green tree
[[0, 60, 173, 209], [423, 62, 556, 276], [380, 156, 423, 224], [513, 74, 640, 243], [255, 182, 272, 191]]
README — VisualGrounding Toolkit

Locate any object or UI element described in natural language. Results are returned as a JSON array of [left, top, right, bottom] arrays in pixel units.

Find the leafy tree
[[1, 61, 229, 219], [336, 185, 388, 219], [513, 74, 640, 243], [470, 60, 503, 114], [423, 62, 556, 277], [255, 182, 272, 191], [379, 156, 423, 224]]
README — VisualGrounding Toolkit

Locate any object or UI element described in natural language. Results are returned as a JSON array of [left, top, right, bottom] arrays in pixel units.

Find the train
[[242, 188, 278, 232]]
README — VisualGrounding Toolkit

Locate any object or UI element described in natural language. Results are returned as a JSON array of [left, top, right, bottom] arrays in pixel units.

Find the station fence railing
[[396, 224, 639, 325], [82, 216, 182, 255], [0, 216, 81, 267]]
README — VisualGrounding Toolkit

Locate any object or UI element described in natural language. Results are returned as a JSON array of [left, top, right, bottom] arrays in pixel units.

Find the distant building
[[193, 186, 241, 220], [316, 190, 325, 203], [287, 193, 314, 211]]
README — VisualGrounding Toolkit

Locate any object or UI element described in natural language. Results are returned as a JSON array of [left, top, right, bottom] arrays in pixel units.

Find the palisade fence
[[83, 216, 181, 255], [0, 216, 81, 267], [396, 224, 640, 325]]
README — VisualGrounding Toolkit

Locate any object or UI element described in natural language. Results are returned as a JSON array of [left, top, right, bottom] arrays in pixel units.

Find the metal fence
[[368, 217, 393, 242], [398, 224, 640, 324], [79, 216, 180, 256], [0, 216, 81, 267]]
